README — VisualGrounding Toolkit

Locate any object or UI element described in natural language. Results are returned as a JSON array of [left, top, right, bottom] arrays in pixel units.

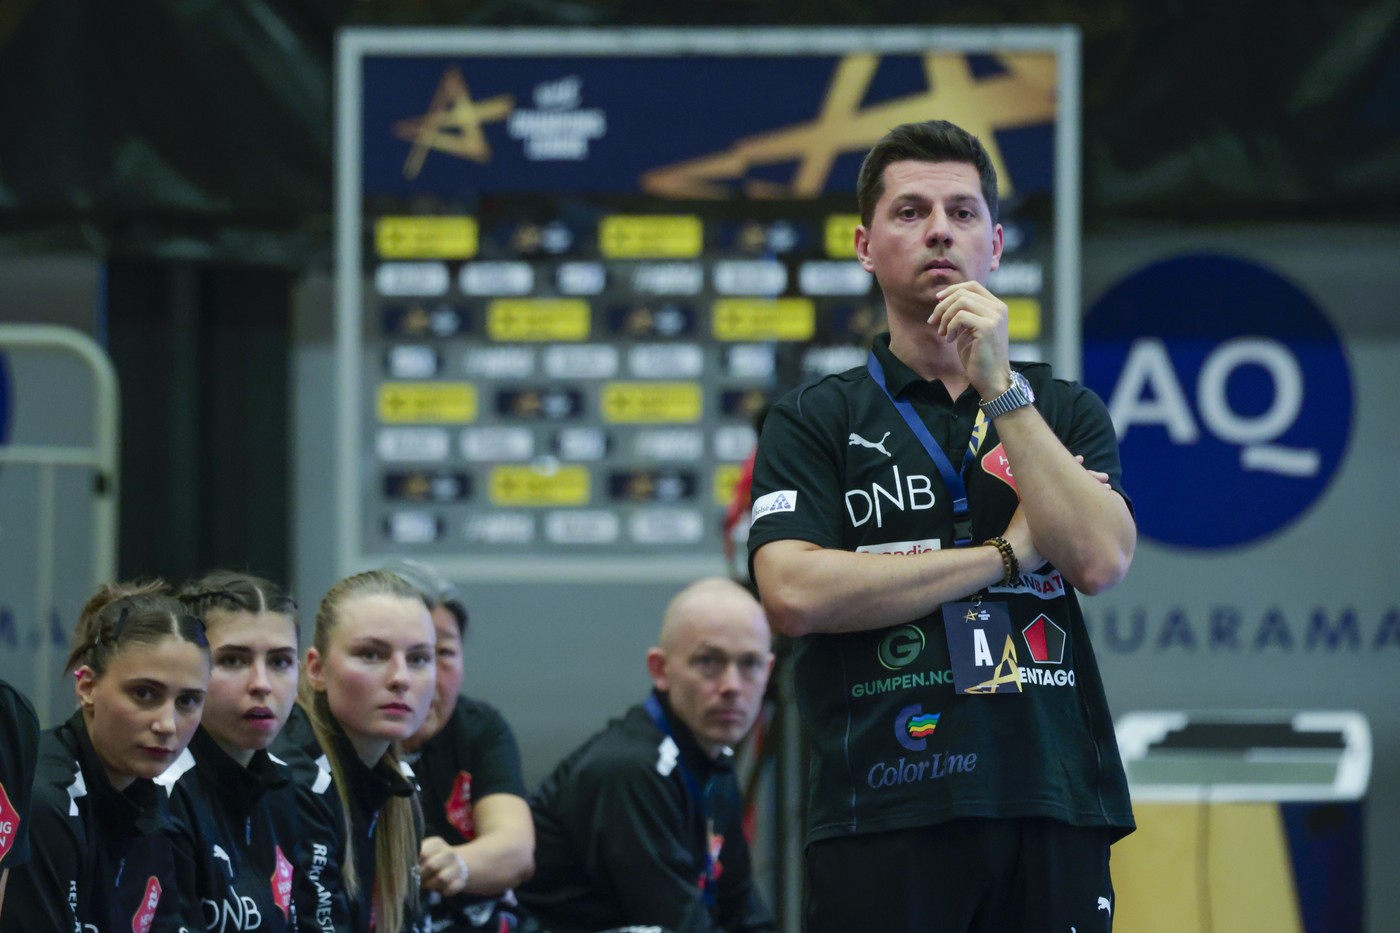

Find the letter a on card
[[943, 601, 1022, 695]]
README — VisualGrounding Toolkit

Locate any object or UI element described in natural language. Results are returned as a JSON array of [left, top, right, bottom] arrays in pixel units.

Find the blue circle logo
[[1083, 254, 1352, 550]]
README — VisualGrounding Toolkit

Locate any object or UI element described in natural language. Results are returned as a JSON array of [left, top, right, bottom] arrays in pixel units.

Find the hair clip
[[106, 606, 130, 643], [182, 613, 210, 648]]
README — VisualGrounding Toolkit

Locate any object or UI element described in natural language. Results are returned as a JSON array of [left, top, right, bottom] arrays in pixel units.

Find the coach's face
[[648, 595, 774, 758], [855, 159, 1003, 319]]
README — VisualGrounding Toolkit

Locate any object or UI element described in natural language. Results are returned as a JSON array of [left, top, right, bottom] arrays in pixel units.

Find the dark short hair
[[856, 119, 999, 227], [380, 559, 469, 636]]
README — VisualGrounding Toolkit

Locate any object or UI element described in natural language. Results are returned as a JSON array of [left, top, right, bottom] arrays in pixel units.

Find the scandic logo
[[751, 489, 797, 521], [857, 538, 941, 556]]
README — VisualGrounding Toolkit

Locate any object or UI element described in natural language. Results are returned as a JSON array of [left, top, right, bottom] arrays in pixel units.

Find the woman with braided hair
[[0, 580, 210, 933], [157, 571, 304, 932]]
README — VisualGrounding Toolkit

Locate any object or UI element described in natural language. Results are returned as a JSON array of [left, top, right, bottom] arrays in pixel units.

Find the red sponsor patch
[[132, 876, 161, 933], [446, 771, 475, 839], [271, 844, 294, 920], [981, 443, 1018, 494], [0, 782, 20, 866], [1021, 614, 1067, 664]]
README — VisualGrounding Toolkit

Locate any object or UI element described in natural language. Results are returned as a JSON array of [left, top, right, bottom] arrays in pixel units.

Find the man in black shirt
[[520, 578, 776, 933], [748, 119, 1137, 932]]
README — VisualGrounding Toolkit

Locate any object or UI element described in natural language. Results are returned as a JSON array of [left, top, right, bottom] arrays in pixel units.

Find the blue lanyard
[[643, 694, 718, 907], [866, 352, 982, 547]]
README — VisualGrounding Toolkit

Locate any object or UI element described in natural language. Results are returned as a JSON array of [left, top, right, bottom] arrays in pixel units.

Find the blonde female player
[[272, 570, 436, 933]]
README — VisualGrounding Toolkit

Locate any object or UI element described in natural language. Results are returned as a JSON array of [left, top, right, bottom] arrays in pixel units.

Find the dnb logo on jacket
[[446, 771, 476, 838]]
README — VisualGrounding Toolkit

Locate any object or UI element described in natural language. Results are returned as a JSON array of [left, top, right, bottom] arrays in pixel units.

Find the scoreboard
[[336, 28, 1081, 580]]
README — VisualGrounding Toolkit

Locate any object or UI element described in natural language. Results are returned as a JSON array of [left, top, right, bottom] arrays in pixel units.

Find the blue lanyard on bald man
[[643, 693, 721, 908]]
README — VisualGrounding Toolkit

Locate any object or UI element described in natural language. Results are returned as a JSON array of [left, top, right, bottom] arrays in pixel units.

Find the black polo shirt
[[403, 694, 529, 932], [748, 334, 1135, 846]]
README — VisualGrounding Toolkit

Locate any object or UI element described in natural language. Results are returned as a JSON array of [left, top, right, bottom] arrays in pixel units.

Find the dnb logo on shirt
[[1084, 254, 1352, 549]]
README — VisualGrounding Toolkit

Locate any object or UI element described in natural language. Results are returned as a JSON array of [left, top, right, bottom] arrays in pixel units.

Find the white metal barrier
[[0, 325, 119, 721]]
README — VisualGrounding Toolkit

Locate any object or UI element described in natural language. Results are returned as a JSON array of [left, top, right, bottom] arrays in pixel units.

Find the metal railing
[[0, 324, 119, 721]]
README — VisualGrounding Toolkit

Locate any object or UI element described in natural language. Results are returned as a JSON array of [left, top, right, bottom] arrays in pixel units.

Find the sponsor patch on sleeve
[[857, 538, 941, 556], [750, 490, 797, 521]]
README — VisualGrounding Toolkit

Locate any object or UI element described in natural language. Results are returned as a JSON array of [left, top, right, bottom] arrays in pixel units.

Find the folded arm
[[754, 518, 1043, 638], [990, 402, 1136, 594]]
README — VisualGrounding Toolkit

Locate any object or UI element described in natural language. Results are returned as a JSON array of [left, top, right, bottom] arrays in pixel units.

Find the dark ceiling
[[1, 0, 1395, 261]]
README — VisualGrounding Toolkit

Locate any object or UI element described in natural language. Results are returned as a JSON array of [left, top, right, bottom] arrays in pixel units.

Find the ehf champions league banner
[[357, 42, 1062, 200]]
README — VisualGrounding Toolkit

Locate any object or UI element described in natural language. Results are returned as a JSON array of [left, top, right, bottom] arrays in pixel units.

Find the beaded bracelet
[[984, 536, 1020, 587]]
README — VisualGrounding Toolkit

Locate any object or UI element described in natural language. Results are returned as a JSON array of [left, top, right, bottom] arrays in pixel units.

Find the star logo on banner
[[641, 51, 1056, 199], [394, 67, 515, 179]]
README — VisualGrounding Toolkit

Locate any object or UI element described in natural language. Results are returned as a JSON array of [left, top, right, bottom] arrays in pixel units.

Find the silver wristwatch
[[979, 370, 1036, 419]]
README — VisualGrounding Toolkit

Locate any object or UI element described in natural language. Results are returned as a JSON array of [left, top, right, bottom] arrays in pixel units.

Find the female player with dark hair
[[158, 571, 303, 932], [0, 581, 209, 933], [273, 570, 436, 933], [383, 559, 535, 933]]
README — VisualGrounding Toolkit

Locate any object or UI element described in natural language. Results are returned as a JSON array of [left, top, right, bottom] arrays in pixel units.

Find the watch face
[[1011, 371, 1035, 404], [981, 371, 1034, 419]]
